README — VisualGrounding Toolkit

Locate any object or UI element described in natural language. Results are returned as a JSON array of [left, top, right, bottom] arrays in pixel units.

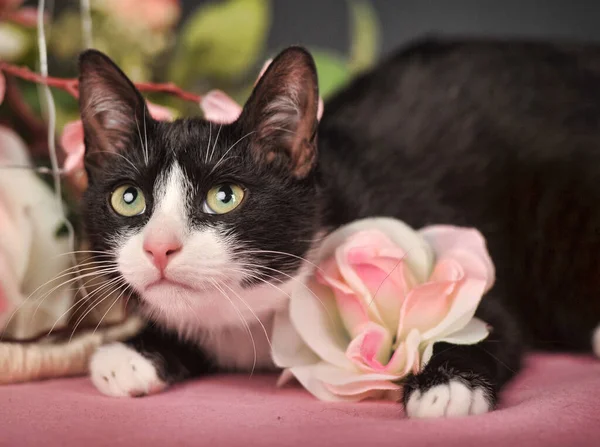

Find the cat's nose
[[143, 237, 182, 272]]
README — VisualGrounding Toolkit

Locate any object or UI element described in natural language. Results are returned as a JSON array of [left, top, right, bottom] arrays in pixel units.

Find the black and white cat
[[81, 38, 600, 418]]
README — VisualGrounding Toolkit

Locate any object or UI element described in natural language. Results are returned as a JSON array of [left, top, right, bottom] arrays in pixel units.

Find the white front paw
[[89, 342, 167, 398], [405, 380, 492, 419]]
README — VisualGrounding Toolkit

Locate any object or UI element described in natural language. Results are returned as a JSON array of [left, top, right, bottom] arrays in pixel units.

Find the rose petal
[[346, 322, 392, 371], [316, 218, 434, 285], [325, 379, 400, 397], [336, 230, 404, 303], [271, 306, 320, 369], [200, 90, 243, 124], [383, 328, 422, 375], [317, 258, 370, 338], [420, 226, 495, 291], [419, 318, 490, 368], [281, 361, 402, 400], [6, 7, 39, 27], [396, 262, 460, 340], [351, 259, 411, 332], [289, 279, 354, 369], [283, 364, 354, 402], [147, 102, 174, 121], [438, 317, 490, 345], [420, 276, 488, 342]]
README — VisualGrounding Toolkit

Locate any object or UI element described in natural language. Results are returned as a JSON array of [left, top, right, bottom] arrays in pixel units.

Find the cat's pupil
[[217, 185, 234, 204], [123, 187, 137, 205]]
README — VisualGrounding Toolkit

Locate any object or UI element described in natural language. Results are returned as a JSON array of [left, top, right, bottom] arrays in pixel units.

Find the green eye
[[203, 183, 245, 215], [110, 185, 146, 217]]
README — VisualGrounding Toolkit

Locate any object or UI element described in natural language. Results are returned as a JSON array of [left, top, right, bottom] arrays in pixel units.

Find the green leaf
[[347, 0, 381, 74], [170, 0, 271, 87], [311, 50, 351, 99]]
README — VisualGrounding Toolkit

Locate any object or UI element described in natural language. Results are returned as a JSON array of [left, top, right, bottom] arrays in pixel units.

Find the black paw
[[402, 363, 497, 418]]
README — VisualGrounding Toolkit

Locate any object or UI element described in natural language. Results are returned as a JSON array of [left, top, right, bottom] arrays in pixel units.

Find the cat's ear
[[78, 50, 150, 167], [239, 46, 319, 178]]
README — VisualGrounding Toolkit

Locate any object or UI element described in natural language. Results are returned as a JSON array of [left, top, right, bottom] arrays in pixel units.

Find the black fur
[[80, 38, 600, 414]]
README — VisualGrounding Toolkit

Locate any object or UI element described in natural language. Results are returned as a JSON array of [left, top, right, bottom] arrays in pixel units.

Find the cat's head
[[78, 47, 323, 330]]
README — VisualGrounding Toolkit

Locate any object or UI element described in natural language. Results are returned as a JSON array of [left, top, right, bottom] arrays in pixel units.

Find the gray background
[[182, 0, 600, 56]]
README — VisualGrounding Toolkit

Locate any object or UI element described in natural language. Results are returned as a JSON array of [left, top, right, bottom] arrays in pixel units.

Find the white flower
[[271, 217, 495, 401]]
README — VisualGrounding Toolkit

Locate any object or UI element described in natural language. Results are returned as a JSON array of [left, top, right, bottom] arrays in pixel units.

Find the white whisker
[[210, 131, 256, 174], [207, 123, 222, 163], [210, 279, 257, 376], [204, 121, 212, 164]]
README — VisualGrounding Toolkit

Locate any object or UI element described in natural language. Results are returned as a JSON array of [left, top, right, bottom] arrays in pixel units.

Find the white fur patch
[[405, 380, 492, 418], [114, 160, 317, 371], [592, 325, 600, 358], [90, 342, 166, 397]]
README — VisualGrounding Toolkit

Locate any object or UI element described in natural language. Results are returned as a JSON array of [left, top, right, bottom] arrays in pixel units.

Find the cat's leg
[[402, 296, 523, 418], [90, 323, 215, 397]]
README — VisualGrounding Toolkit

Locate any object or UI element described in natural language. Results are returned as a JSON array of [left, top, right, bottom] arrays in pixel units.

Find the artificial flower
[[0, 125, 74, 336], [99, 0, 180, 32], [271, 217, 494, 402]]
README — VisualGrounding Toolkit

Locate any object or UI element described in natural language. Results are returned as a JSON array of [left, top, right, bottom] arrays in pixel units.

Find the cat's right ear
[[78, 50, 150, 171]]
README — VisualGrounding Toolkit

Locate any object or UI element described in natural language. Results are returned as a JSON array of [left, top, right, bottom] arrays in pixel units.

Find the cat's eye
[[110, 184, 146, 217], [203, 183, 245, 215]]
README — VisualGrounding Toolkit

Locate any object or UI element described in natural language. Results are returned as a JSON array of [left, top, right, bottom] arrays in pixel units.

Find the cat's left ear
[[78, 50, 150, 169], [238, 46, 319, 178]]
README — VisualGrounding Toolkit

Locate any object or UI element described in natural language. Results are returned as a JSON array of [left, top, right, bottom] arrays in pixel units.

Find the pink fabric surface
[[1, 353, 598, 447]]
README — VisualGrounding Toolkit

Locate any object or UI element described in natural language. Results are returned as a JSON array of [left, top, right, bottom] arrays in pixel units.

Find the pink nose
[[143, 237, 182, 271]]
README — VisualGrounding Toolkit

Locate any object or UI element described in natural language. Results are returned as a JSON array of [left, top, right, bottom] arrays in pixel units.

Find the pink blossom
[[60, 102, 174, 174], [272, 218, 494, 402], [0, 0, 23, 11], [101, 0, 180, 31]]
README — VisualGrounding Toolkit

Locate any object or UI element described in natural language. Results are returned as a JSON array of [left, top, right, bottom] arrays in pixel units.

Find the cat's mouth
[[145, 278, 197, 292]]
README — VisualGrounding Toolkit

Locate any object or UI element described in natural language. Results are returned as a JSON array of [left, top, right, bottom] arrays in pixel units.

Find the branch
[[0, 61, 202, 103]]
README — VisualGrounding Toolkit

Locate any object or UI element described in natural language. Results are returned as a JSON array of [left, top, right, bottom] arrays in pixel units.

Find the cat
[[81, 37, 600, 418]]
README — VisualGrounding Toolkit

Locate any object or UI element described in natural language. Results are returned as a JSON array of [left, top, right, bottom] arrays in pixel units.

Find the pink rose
[[101, 0, 180, 31], [272, 218, 494, 402], [60, 101, 174, 174], [200, 59, 325, 124]]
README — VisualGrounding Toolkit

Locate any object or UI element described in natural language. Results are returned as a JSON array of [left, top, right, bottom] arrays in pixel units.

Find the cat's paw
[[89, 342, 167, 398], [402, 367, 495, 419], [592, 324, 600, 358]]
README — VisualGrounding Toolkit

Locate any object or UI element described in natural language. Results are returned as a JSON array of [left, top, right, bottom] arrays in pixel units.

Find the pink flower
[[0, 0, 38, 27], [200, 59, 325, 124], [0, 0, 23, 11], [100, 0, 180, 31], [271, 218, 494, 402], [60, 101, 174, 174]]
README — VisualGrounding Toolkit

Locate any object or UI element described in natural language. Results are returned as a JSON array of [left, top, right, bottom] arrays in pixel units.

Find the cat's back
[[318, 37, 600, 226], [321, 37, 600, 144], [317, 37, 600, 348]]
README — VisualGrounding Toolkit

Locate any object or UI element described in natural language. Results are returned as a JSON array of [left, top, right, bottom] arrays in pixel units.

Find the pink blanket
[[1, 353, 598, 447]]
